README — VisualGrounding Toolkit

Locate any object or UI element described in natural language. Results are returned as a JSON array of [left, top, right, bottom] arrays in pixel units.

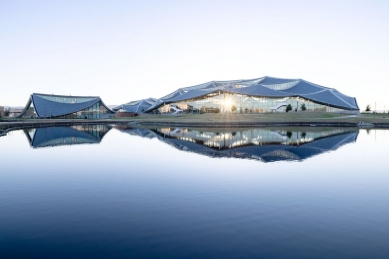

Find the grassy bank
[[1, 112, 389, 130], [113, 112, 389, 125]]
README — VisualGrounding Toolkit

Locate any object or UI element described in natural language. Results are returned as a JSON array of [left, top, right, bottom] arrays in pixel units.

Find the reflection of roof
[[217, 132, 358, 162], [116, 126, 358, 162], [18, 93, 113, 118], [143, 76, 359, 112], [25, 126, 111, 148], [115, 126, 157, 138]]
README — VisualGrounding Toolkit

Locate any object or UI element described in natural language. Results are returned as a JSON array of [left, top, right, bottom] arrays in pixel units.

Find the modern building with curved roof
[[18, 93, 115, 119], [113, 98, 158, 114], [144, 76, 359, 114]]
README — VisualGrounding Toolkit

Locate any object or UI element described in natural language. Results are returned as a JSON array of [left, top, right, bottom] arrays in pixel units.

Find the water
[[1, 125, 388, 258]]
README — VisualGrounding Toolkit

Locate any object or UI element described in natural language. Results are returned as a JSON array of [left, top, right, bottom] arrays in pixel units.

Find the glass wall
[[156, 92, 351, 114], [64, 102, 112, 119]]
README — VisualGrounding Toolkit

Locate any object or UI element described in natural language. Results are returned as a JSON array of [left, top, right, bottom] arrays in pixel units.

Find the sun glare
[[225, 98, 233, 107], [223, 97, 235, 111]]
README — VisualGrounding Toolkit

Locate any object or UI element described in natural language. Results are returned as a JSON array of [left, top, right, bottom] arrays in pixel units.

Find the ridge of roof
[[33, 93, 100, 99]]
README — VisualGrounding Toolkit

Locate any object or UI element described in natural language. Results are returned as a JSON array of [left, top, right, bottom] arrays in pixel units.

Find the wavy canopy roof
[[145, 76, 359, 112], [18, 93, 113, 118], [113, 98, 158, 113]]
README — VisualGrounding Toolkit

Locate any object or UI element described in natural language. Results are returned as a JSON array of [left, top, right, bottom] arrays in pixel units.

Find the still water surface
[[1, 125, 388, 258]]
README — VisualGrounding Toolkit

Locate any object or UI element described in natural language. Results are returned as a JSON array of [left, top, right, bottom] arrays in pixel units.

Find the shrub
[[301, 103, 306, 111], [366, 105, 371, 112], [286, 104, 292, 112], [4, 108, 10, 117]]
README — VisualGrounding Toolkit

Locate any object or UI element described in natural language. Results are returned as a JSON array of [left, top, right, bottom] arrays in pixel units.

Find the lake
[[1, 125, 388, 258]]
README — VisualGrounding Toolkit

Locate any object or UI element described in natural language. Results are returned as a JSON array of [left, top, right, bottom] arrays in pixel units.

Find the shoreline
[[1, 118, 389, 133], [1, 113, 389, 135]]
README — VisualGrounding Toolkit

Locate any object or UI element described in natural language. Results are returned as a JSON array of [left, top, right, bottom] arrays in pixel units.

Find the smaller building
[[9, 108, 23, 118], [113, 98, 158, 116], [18, 93, 115, 119]]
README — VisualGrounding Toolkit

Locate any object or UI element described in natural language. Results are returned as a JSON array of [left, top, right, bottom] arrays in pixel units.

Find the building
[[18, 93, 115, 119], [141, 76, 359, 114], [9, 108, 24, 118], [113, 98, 158, 116]]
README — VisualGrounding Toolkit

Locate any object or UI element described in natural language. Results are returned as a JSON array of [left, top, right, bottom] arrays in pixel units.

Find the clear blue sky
[[1, 0, 388, 110]]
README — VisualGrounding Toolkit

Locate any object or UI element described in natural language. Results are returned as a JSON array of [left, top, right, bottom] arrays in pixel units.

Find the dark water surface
[[1, 125, 388, 258]]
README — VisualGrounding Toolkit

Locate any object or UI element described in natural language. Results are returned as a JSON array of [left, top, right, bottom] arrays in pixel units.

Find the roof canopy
[[113, 98, 158, 113], [18, 93, 113, 118], [142, 76, 359, 112]]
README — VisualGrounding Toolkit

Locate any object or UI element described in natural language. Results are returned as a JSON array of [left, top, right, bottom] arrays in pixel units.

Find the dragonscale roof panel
[[279, 80, 325, 95], [259, 76, 297, 85], [166, 88, 217, 103], [226, 84, 291, 97], [115, 98, 158, 113], [300, 90, 354, 109]]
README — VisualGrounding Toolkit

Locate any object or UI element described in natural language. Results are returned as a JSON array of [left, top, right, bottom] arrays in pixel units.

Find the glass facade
[[157, 92, 348, 114], [64, 102, 111, 119]]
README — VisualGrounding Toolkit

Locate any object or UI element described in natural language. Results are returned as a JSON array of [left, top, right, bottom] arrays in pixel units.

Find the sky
[[1, 0, 388, 111]]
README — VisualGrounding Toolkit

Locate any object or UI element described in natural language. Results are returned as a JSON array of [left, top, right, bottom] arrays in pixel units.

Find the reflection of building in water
[[115, 125, 157, 139], [24, 125, 111, 148], [116, 126, 358, 162]]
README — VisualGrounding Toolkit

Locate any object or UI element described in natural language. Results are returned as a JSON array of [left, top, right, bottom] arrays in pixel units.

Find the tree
[[365, 104, 371, 112], [300, 103, 306, 111], [4, 108, 10, 117], [286, 104, 292, 113], [286, 131, 292, 139], [231, 105, 237, 112]]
